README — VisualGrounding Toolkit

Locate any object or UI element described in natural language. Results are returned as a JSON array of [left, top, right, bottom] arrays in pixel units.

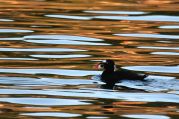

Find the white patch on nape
[[102, 60, 107, 63], [114, 65, 117, 71]]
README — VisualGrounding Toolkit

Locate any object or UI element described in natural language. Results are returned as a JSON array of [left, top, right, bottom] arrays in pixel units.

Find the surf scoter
[[97, 59, 148, 86]]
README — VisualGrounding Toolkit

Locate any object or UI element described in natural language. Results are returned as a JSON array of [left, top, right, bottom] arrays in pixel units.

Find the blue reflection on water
[[138, 46, 179, 50], [151, 52, 179, 56], [0, 77, 96, 86], [46, 14, 92, 20], [31, 54, 91, 58], [123, 65, 179, 73], [24, 35, 103, 41], [84, 10, 148, 15], [115, 33, 179, 39], [0, 58, 37, 60], [0, 69, 101, 76], [0, 19, 14, 22], [0, 97, 90, 106], [94, 15, 179, 22], [159, 25, 179, 29], [24, 35, 110, 46], [0, 48, 86, 52], [0, 29, 33, 33], [21, 112, 81, 118], [122, 114, 170, 119], [0, 88, 179, 103]]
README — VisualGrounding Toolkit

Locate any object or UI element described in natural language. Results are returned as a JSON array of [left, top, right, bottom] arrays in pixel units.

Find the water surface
[[0, 0, 179, 119]]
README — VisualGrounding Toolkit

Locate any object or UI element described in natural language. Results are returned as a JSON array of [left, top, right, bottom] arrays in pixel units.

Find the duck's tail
[[142, 74, 148, 79], [137, 74, 148, 80]]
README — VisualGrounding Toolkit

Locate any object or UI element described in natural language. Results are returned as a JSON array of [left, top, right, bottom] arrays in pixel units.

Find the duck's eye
[[100, 64, 104, 67]]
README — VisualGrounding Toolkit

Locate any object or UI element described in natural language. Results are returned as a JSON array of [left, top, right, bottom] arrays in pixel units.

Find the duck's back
[[115, 68, 147, 80]]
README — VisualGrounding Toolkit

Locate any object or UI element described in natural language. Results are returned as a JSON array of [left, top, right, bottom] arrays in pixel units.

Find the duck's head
[[97, 59, 115, 71]]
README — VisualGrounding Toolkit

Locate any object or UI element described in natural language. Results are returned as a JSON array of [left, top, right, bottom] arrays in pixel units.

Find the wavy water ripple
[[115, 33, 179, 39], [24, 35, 109, 45], [0, 29, 33, 33], [124, 65, 179, 73], [122, 114, 170, 119], [84, 10, 148, 15], [95, 15, 179, 22], [21, 112, 81, 118], [0, 0, 179, 119], [0, 69, 100, 76], [0, 98, 90, 106], [46, 14, 92, 20]]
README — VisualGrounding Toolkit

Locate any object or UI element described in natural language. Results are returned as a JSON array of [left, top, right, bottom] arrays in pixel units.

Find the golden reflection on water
[[0, 0, 179, 118]]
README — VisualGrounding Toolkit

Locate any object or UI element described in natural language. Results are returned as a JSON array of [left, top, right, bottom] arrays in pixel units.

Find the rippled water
[[0, 0, 179, 119]]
